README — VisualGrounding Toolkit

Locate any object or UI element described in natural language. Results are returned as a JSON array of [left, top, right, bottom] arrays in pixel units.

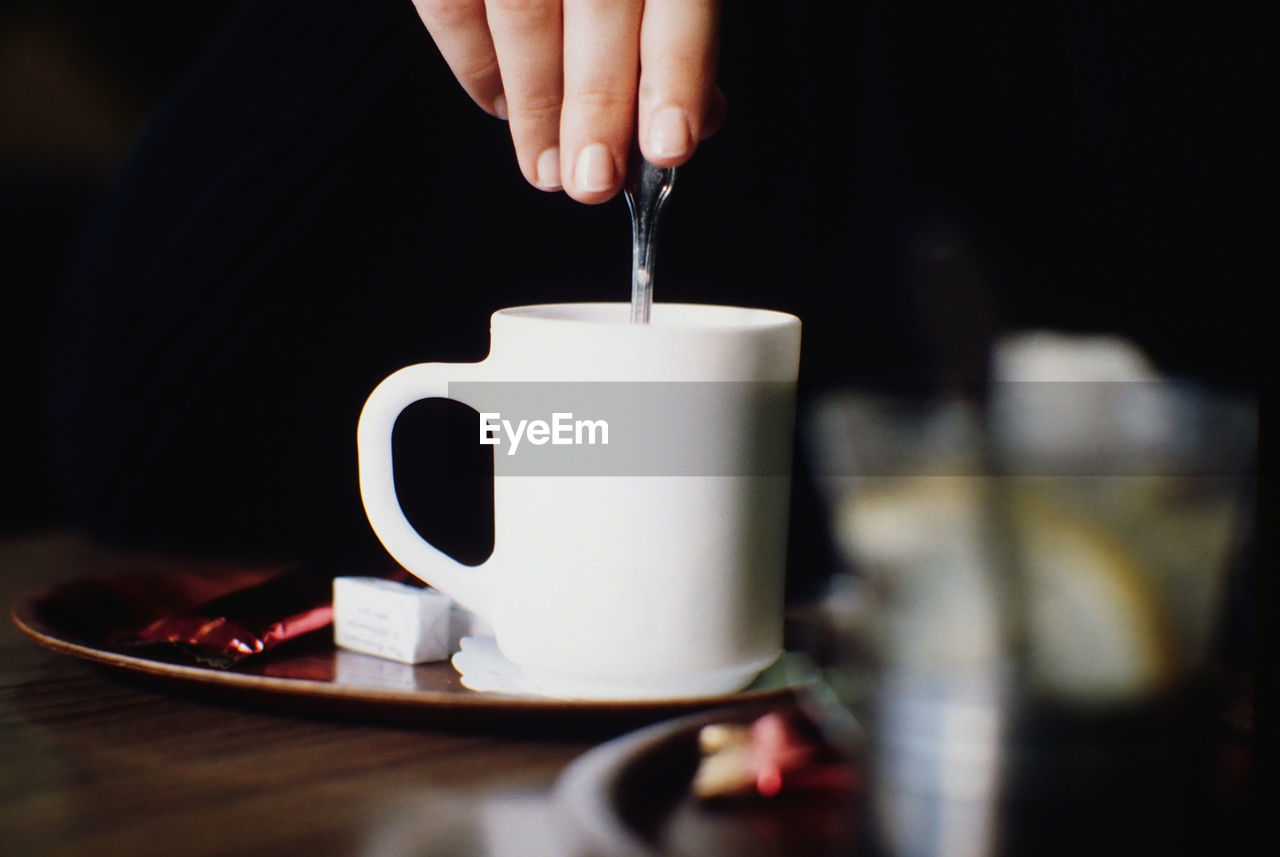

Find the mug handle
[[357, 361, 494, 617]]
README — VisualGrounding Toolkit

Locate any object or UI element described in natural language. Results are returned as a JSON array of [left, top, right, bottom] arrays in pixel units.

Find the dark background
[[1, 1, 1264, 564]]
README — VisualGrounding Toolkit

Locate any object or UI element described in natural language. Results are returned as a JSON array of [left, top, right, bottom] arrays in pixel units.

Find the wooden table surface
[[3, 532, 1254, 857], [0, 532, 629, 857]]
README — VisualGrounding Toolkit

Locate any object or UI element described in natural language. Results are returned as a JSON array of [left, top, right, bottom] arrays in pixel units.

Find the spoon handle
[[624, 155, 676, 324]]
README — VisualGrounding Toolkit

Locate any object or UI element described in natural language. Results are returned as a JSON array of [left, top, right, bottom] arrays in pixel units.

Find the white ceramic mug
[[357, 303, 801, 699]]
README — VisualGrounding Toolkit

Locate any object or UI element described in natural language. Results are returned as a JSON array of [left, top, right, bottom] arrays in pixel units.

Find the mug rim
[[494, 302, 800, 330]]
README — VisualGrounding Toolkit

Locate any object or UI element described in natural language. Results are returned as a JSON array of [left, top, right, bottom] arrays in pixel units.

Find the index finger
[[637, 0, 722, 166], [559, 0, 644, 203]]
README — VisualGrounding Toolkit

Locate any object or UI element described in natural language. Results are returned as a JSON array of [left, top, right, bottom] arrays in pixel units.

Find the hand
[[413, 0, 726, 203]]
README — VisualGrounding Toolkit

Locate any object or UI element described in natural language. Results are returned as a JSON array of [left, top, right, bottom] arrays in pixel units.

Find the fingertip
[[642, 105, 693, 166], [534, 147, 562, 191], [563, 186, 620, 205], [564, 143, 621, 203], [492, 93, 509, 121], [637, 87, 727, 166]]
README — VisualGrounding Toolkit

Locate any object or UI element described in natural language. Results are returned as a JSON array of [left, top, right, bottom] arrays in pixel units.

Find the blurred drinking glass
[[805, 340, 1256, 857]]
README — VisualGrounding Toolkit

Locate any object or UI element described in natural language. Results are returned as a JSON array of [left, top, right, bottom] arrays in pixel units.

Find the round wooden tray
[[12, 566, 806, 727]]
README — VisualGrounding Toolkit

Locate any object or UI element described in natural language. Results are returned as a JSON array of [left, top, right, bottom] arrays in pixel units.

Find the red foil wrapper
[[694, 709, 860, 800], [113, 559, 412, 668]]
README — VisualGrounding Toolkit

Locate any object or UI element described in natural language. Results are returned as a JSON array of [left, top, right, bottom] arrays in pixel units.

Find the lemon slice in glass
[[1016, 497, 1173, 704]]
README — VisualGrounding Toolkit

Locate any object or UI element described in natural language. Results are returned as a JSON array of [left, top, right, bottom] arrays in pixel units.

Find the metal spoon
[[623, 150, 676, 324]]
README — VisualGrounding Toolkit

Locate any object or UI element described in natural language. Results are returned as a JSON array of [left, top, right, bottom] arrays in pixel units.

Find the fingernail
[[493, 94, 508, 120], [649, 106, 691, 159], [575, 143, 615, 193], [535, 147, 561, 190]]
